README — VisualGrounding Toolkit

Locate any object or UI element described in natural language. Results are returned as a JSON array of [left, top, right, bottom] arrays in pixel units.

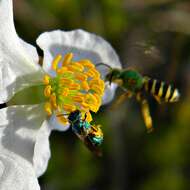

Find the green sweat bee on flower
[[57, 110, 103, 156], [96, 63, 180, 133], [68, 110, 103, 156]]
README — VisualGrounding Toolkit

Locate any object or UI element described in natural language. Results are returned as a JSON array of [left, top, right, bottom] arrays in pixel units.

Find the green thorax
[[119, 69, 144, 92]]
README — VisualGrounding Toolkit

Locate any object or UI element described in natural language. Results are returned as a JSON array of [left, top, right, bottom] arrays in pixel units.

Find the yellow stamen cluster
[[43, 53, 105, 125]]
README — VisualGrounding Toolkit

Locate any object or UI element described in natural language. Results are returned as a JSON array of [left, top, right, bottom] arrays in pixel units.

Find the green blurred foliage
[[14, 0, 190, 189]]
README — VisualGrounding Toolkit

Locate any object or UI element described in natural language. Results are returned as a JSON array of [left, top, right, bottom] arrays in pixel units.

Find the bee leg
[[153, 95, 162, 104], [111, 91, 133, 110], [136, 93, 153, 133]]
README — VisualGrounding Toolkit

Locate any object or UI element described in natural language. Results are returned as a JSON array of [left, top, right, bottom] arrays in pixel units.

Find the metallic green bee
[[96, 63, 180, 132], [68, 110, 103, 156]]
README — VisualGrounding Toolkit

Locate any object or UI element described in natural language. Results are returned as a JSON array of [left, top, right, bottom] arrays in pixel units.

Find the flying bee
[[96, 63, 180, 133], [67, 110, 103, 156]]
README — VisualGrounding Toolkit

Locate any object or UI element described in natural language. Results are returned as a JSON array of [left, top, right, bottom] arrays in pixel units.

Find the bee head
[[105, 69, 121, 84], [68, 110, 81, 123]]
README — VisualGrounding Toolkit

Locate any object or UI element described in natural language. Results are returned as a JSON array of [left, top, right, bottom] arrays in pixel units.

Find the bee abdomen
[[144, 77, 180, 102]]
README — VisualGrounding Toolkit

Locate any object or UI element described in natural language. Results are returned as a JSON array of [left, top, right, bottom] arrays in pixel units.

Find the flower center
[[43, 53, 105, 124]]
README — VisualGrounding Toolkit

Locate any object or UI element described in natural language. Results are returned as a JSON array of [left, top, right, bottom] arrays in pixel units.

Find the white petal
[[36, 29, 122, 76], [48, 114, 70, 131], [0, 154, 40, 190], [102, 82, 118, 105], [0, 0, 44, 104], [0, 104, 51, 185], [33, 119, 51, 177]]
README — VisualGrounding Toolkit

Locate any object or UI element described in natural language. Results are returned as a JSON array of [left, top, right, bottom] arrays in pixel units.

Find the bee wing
[[83, 137, 103, 157], [74, 132, 102, 157], [111, 91, 132, 110]]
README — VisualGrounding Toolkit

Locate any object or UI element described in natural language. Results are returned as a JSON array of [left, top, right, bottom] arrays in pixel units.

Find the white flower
[[0, 0, 121, 189]]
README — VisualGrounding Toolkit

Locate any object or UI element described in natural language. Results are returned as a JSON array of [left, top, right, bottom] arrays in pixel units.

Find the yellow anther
[[69, 83, 81, 90], [62, 88, 69, 97], [91, 84, 104, 95], [56, 67, 68, 74], [85, 69, 95, 78], [75, 73, 88, 81], [91, 68, 100, 78], [91, 125, 103, 136], [79, 59, 95, 69], [89, 78, 105, 89], [52, 54, 62, 71], [44, 85, 52, 97], [99, 79, 105, 89], [50, 94, 57, 109], [62, 53, 73, 66], [63, 70, 74, 77], [56, 115, 69, 125], [44, 102, 52, 116], [73, 62, 84, 72], [86, 111, 92, 122], [44, 53, 104, 116], [63, 104, 76, 112], [89, 104, 99, 113], [67, 65, 79, 72], [93, 93, 102, 105], [72, 95, 85, 103], [43, 75, 51, 85], [60, 78, 73, 86], [81, 81, 90, 91], [89, 79, 100, 86], [85, 93, 98, 104], [81, 102, 90, 110]]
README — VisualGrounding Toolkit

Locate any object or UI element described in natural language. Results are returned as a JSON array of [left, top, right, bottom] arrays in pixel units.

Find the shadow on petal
[[0, 104, 45, 164]]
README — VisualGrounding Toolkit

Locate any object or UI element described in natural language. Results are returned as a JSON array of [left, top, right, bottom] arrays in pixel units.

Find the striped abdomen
[[143, 77, 180, 103]]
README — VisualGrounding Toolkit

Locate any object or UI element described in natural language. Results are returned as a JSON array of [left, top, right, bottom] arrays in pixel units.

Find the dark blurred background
[[13, 0, 190, 189]]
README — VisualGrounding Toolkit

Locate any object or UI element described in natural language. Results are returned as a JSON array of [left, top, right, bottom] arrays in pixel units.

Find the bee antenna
[[109, 72, 114, 85], [95, 63, 112, 70]]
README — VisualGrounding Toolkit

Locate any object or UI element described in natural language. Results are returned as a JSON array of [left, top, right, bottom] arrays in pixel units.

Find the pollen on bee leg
[[44, 102, 52, 116], [44, 85, 52, 97], [85, 111, 93, 122], [52, 54, 62, 71], [62, 53, 73, 66]]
